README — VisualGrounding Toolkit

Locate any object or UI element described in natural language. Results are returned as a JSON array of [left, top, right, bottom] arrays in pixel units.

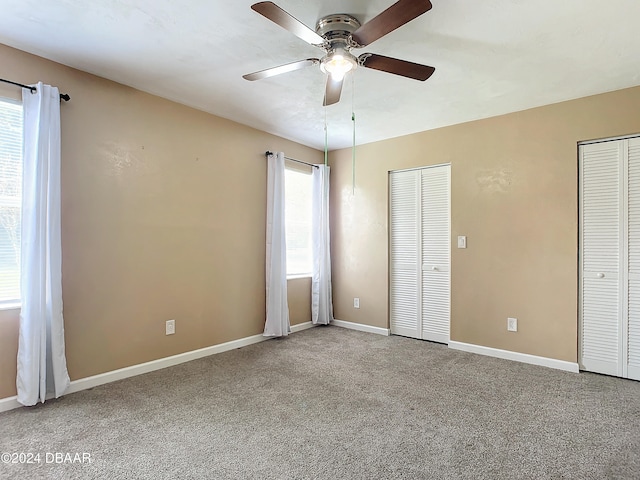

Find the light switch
[[457, 236, 467, 249]]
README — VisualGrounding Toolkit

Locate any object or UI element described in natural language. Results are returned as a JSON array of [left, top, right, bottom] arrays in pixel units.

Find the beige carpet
[[1, 325, 639, 479]]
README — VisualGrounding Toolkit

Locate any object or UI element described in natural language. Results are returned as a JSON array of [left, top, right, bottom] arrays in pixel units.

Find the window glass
[[285, 167, 312, 276], [0, 98, 23, 305]]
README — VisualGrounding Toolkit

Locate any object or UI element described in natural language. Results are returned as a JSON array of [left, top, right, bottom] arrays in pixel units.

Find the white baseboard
[[1, 323, 316, 414], [331, 319, 390, 336], [448, 341, 579, 373], [64, 333, 270, 397], [0, 395, 20, 413], [290, 321, 315, 333]]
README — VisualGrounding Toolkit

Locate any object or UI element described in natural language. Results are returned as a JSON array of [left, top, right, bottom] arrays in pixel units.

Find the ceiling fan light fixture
[[321, 48, 357, 81]]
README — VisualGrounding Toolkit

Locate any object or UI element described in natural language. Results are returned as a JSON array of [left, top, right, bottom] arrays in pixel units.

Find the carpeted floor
[[1, 325, 639, 479]]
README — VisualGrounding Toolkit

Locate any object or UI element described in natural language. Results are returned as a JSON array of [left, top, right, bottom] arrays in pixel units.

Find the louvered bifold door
[[579, 142, 623, 376], [628, 137, 640, 381], [390, 170, 420, 338], [421, 165, 451, 343]]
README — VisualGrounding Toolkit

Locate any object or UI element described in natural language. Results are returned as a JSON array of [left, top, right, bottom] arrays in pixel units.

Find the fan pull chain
[[351, 73, 356, 194], [352, 112, 356, 194], [324, 104, 328, 166]]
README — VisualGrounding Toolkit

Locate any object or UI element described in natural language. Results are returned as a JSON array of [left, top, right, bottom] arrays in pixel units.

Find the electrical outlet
[[166, 319, 175, 335], [457, 236, 467, 249], [507, 317, 517, 332], [354, 297, 360, 309]]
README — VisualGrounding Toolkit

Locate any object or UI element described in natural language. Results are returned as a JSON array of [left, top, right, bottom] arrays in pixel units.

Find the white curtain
[[16, 82, 70, 406], [311, 165, 334, 325], [264, 152, 290, 337]]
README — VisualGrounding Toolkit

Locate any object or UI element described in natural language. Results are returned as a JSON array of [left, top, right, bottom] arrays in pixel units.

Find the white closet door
[[628, 138, 640, 380], [421, 165, 451, 343], [580, 142, 622, 376], [390, 170, 420, 338]]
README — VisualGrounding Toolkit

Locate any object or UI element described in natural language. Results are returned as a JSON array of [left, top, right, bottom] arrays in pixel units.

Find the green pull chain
[[352, 111, 356, 194], [351, 73, 356, 194], [324, 104, 328, 167]]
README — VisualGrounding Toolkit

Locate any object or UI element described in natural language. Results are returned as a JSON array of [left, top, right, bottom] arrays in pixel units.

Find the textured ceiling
[[1, 0, 639, 150]]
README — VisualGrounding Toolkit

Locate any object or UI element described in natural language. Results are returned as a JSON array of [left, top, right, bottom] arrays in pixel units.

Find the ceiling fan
[[243, 0, 436, 106]]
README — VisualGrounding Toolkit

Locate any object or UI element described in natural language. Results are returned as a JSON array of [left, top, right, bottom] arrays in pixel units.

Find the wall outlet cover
[[166, 319, 176, 335], [354, 298, 360, 309], [507, 317, 517, 332]]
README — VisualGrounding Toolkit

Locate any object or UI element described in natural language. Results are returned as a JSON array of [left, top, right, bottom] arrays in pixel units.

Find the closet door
[[628, 137, 640, 380], [421, 166, 451, 343], [390, 165, 451, 342], [579, 142, 622, 376], [389, 170, 420, 338]]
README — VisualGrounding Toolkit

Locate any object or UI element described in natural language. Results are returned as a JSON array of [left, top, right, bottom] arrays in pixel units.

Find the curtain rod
[[265, 151, 319, 169], [0, 78, 71, 101]]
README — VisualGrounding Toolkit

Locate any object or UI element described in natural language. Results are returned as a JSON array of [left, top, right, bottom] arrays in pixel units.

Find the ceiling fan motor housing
[[315, 14, 361, 38]]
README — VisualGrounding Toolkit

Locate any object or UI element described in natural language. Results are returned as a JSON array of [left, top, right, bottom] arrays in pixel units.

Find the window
[[285, 163, 312, 276], [0, 98, 23, 306]]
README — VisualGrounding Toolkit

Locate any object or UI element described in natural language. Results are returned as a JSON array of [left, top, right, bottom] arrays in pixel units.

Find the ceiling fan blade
[[243, 58, 319, 81], [359, 53, 435, 81], [323, 76, 344, 106], [351, 0, 432, 47], [251, 2, 326, 46]]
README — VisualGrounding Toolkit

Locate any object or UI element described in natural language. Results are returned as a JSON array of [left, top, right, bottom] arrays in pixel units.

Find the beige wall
[[0, 44, 318, 399], [330, 85, 640, 363]]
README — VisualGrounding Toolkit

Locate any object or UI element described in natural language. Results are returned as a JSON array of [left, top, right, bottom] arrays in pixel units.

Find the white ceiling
[[1, 1, 639, 150]]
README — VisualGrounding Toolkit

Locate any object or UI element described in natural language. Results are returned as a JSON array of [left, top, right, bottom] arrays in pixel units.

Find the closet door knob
[[597, 273, 605, 278], [432, 266, 438, 271]]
